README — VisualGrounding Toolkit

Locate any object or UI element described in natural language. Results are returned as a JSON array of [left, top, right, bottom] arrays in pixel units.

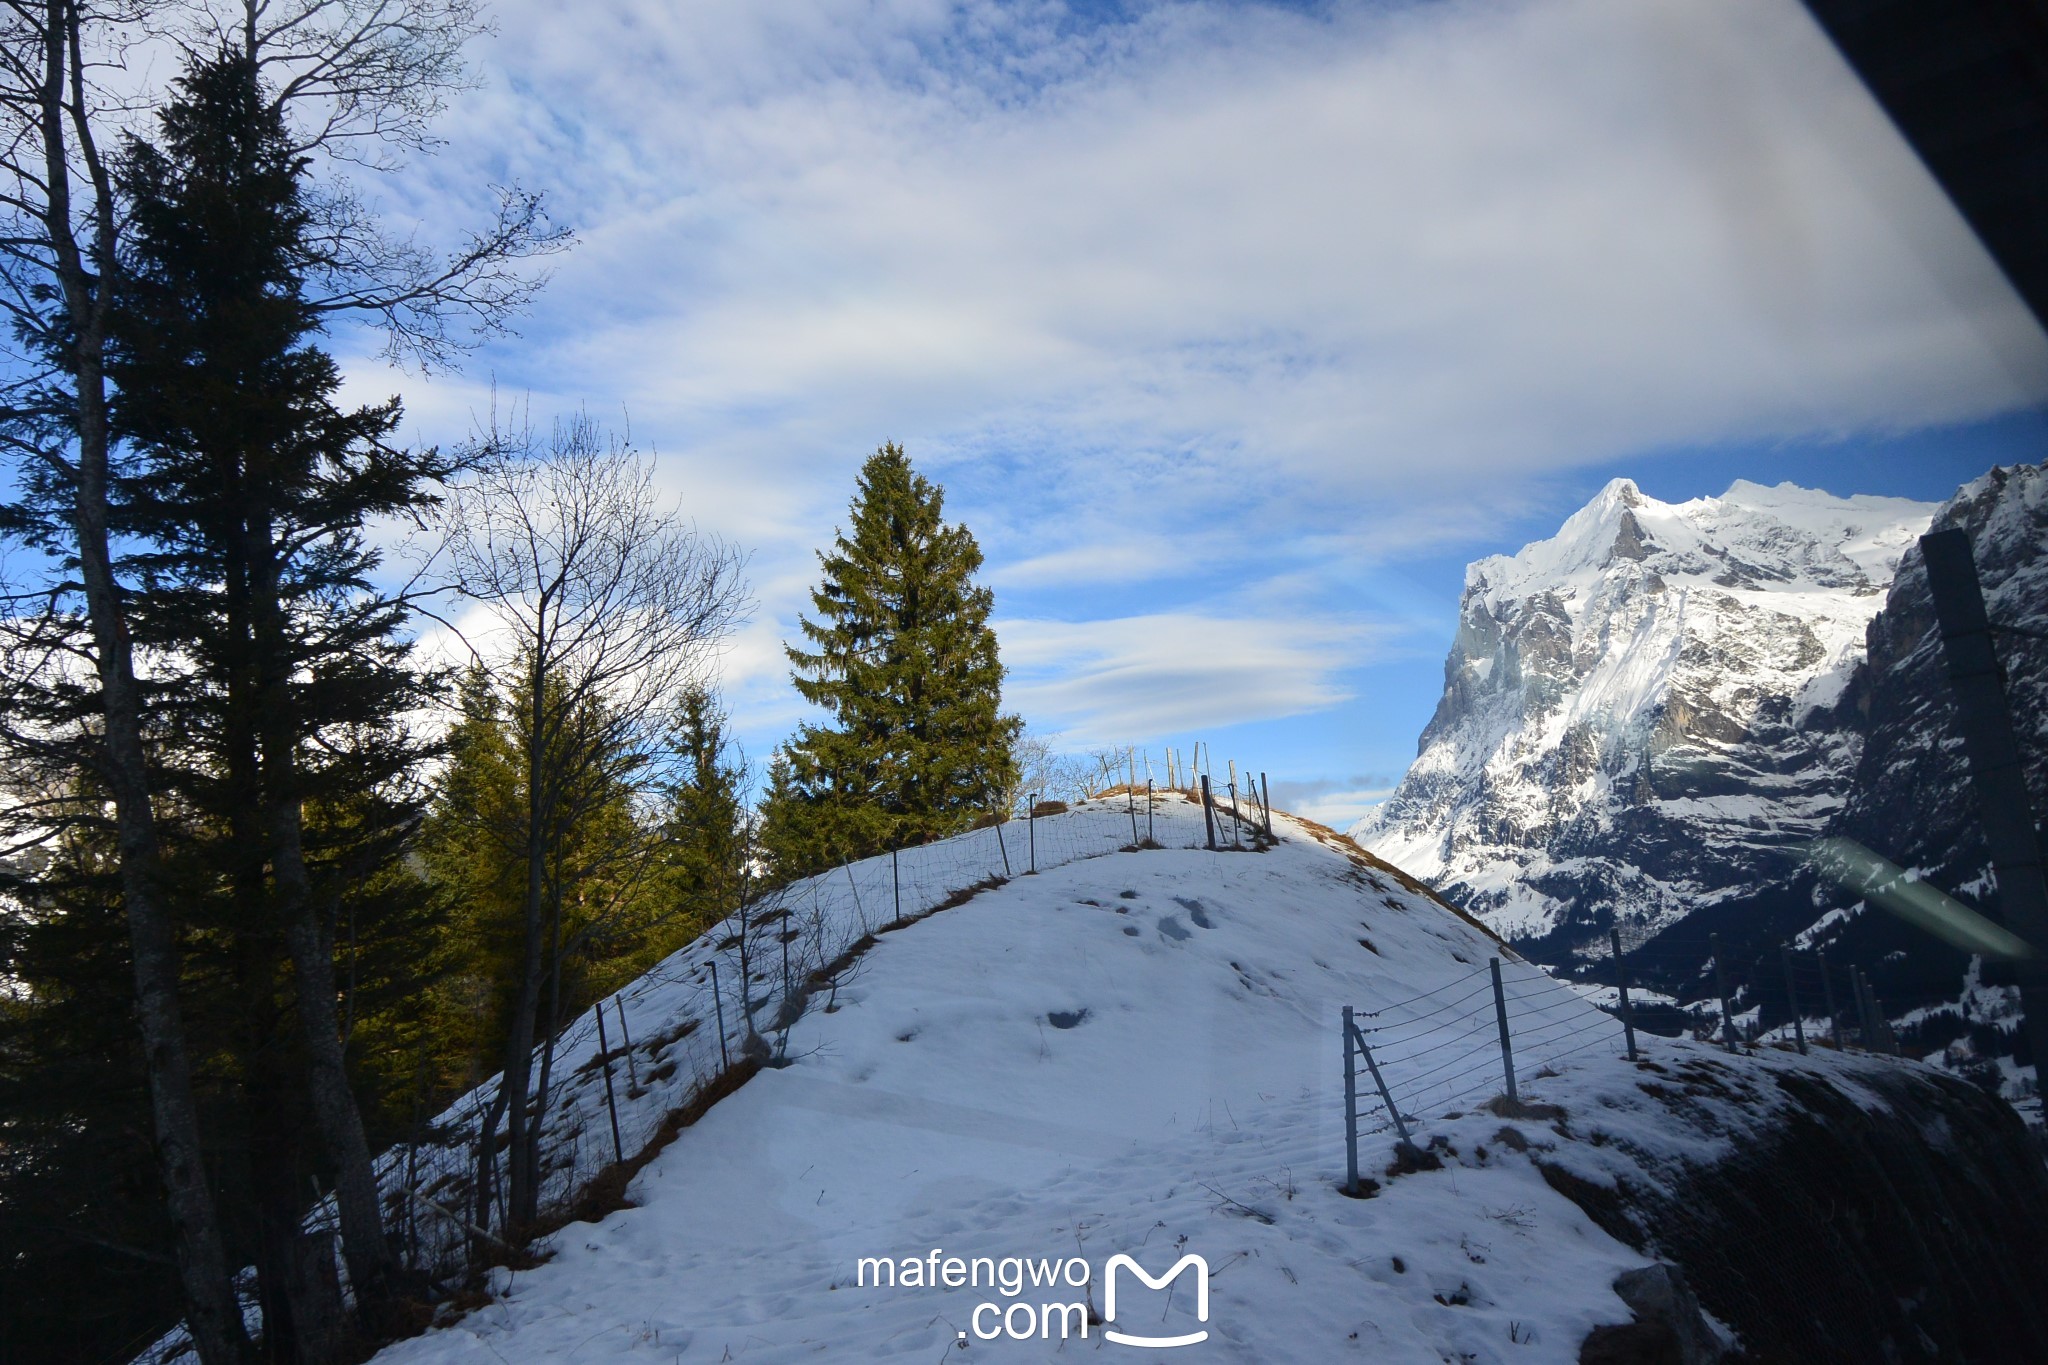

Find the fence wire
[[358, 782, 1271, 1292]]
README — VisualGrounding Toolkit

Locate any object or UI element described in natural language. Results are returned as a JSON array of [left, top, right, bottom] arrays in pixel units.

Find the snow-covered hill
[[1353, 477, 1936, 948], [370, 808, 1670, 1363], [317, 799, 2048, 1365]]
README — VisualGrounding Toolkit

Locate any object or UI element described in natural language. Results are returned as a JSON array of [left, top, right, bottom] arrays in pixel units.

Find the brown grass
[[1280, 812, 1511, 953]]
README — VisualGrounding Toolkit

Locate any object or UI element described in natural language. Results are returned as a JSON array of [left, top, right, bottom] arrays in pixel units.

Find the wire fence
[[1335, 921, 1954, 1196], [361, 774, 1279, 1293], [1339, 955, 1626, 1187], [1565, 923, 1949, 1060]]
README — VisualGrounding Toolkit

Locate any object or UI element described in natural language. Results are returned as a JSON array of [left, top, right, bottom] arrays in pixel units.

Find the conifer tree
[[662, 686, 750, 942], [105, 49, 442, 1334], [766, 443, 1019, 876]]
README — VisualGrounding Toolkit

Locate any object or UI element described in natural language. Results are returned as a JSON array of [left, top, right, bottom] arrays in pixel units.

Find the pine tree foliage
[[767, 443, 1019, 876], [0, 53, 448, 1353], [661, 685, 750, 941], [410, 672, 752, 1127], [99, 52, 439, 1323]]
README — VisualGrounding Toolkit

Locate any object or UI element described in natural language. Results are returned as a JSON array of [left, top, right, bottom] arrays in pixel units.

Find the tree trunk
[[42, 2, 249, 1348], [246, 516, 398, 1312], [519, 876, 567, 1228], [468, 1081, 510, 1267], [500, 652, 552, 1237], [71, 339, 250, 1365]]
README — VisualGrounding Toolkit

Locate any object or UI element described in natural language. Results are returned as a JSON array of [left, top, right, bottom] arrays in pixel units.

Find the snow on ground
[[371, 817, 1694, 1365]]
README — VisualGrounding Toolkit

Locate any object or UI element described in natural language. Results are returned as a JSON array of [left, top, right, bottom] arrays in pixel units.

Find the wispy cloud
[[997, 611, 1384, 744], [338, 0, 2048, 775], [1269, 775, 1404, 832]]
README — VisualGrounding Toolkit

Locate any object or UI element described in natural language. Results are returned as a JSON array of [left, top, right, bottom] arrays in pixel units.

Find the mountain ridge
[[1356, 474, 1936, 945], [1353, 459, 2048, 1092]]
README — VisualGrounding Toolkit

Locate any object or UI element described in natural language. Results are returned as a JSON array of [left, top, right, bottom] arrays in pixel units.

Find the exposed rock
[[1578, 1264, 1724, 1365], [1354, 477, 1932, 947], [1552, 1056, 2048, 1365], [1353, 466, 2048, 1090]]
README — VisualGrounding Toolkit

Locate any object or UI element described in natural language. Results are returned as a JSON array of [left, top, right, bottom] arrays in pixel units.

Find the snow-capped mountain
[[1353, 477, 1938, 950]]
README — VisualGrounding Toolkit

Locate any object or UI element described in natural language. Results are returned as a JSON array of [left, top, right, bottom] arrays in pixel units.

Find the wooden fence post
[[1200, 776, 1218, 850], [1852, 967, 1876, 1050], [1260, 772, 1273, 839], [1818, 947, 1845, 1050], [1347, 1009, 1418, 1166], [614, 998, 639, 1090], [1342, 1006, 1361, 1194], [709, 960, 730, 1070], [1711, 933, 1738, 1053]]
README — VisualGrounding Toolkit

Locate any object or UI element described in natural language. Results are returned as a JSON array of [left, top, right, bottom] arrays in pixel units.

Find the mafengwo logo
[[854, 1247, 1212, 1347], [1103, 1252, 1210, 1348]]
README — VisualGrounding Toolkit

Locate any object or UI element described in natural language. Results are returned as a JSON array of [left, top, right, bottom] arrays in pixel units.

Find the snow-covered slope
[[1353, 478, 1936, 947], [113, 791, 2041, 1363], [325, 801, 2046, 1365], [371, 813, 1667, 1363]]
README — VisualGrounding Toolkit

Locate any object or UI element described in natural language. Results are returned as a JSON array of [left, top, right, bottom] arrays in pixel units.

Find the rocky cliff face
[[1354, 476, 1935, 949], [1354, 464, 2048, 1083], [1831, 462, 2048, 904]]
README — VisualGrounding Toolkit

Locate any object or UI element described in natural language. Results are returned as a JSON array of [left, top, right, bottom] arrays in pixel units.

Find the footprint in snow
[[1173, 896, 1213, 928], [1156, 915, 1191, 941]]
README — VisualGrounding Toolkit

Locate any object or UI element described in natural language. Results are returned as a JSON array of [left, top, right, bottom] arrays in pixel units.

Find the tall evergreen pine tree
[[106, 50, 443, 1338], [766, 443, 1019, 876]]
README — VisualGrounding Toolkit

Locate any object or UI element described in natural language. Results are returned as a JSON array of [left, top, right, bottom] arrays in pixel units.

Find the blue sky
[[335, 0, 2048, 828]]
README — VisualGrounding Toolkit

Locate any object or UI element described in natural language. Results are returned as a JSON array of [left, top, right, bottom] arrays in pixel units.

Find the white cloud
[[414, 0, 2047, 480], [1269, 776, 1402, 833], [336, 0, 2048, 758], [997, 611, 1381, 743]]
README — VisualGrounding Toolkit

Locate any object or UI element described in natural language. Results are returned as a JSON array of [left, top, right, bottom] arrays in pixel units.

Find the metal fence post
[[592, 1004, 625, 1164], [709, 960, 731, 1070], [1348, 1012, 1417, 1162], [1610, 929, 1638, 1062], [1818, 947, 1845, 1050], [1028, 793, 1037, 873], [1342, 1006, 1361, 1194], [1200, 775, 1218, 850], [1490, 958, 1519, 1106], [614, 998, 639, 1090], [1127, 781, 1139, 845], [1779, 943, 1808, 1055], [1851, 967, 1873, 1050], [1711, 933, 1738, 1052]]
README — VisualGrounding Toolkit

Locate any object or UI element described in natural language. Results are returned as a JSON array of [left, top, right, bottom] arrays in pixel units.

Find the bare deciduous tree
[[439, 410, 748, 1239]]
